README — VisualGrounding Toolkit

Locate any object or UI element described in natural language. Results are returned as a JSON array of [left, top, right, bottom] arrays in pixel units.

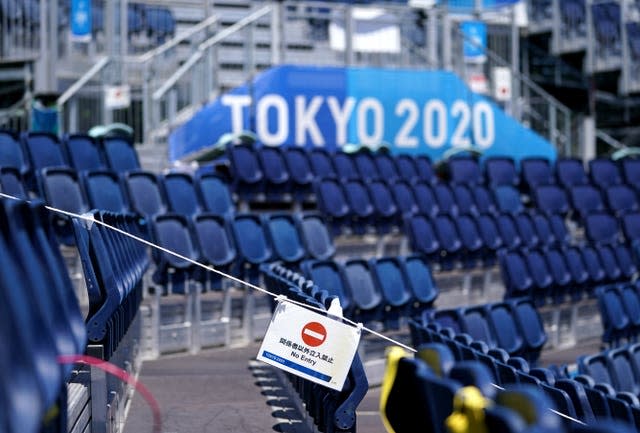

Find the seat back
[[301, 259, 351, 311], [452, 184, 478, 216], [447, 156, 482, 185], [0, 129, 28, 173], [461, 305, 496, 347], [485, 156, 518, 186], [476, 214, 503, 250], [370, 256, 412, 307], [401, 254, 439, 307], [605, 184, 639, 214], [520, 157, 554, 190], [101, 136, 140, 172], [578, 353, 616, 387], [333, 152, 358, 181], [391, 180, 418, 215], [0, 166, 28, 199], [585, 212, 620, 244], [315, 178, 350, 219], [282, 147, 313, 187], [622, 211, 640, 242], [494, 185, 523, 214], [308, 148, 336, 178], [621, 158, 640, 189], [534, 185, 570, 215], [555, 158, 588, 188], [123, 170, 166, 218], [22, 132, 66, 171], [499, 250, 533, 298], [496, 213, 522, 250], [344, 179, 374, 218], [433, 183, 459, 216], [354, 151, 379, 180], [63, 134, 105, 172], [471, 185, 497, 215], [415, 155, 435, 183], [192, 213, 236, 267], [589, 158, 622, 189], [263, 213, 306, 264], [229, 213, 272, 265], [342, 258, 383, 313], [488, 302, 524, 355], [570, 185, 606, 219], [296, 212, 335, 260], [413, 181, 439, 217], [404, 214, 439, 255], [514, 212, 539, 249], [83, 170, 128, 213], [196, 172, 235, 218], [374, 152, 400, 181], [39, 167, 88, 215], [162, 171, 202, 217], [395, 154, 419, 182]]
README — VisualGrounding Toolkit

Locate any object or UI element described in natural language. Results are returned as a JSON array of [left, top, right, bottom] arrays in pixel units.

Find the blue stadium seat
[[585, 212, 620, 245], [499, 250, 534, 298], [447, 156, 482, 185], [460, 305, 496, 348], [621, 158, 640, 192], [620, 286, 640, 337], [0, 166, 28, 199], [549, 213, 571, 245], [471, 185, 497, 215], [578, 352, 617, 388], [454, 214, 484, 267], [493, 185, 523, 214], [509, 298, 547, 364], [451, 184, 478, 216], [612, 243, 637, 280], [262, 213, 306, 265], [144, 6, 176, 43], [597, 286, 631, 345], [367, 180, 398, 233], [314, 177, 350, 234], [62, 133, 106, 172], [404, 213, 440, 258], [308, 148, 336, 179], [295, 212, 335, 260], [484, 156, 518, 187], [151, 213, 201, 290], [101, 136, 140, 172], [544, 248, 572, 302], [589, 158, 622, 190], [595, 244, 623, 283], [555, 158, 589, 189], [256, 146, 290, 199], [570, 184, 606, 220], [300, 259, 352, 314], [395, 154, 419, 183], [412, 181, 440, 218], [196, 172, 235, 219], [520, 157, 554, 191], [494, 385, 562, 431], [514, 212, 540, 250], [487, 302, 524, 356], [82, 170, 128, 213], [415, 155, 436, 184], [433, 215, 462, 268], [400, 254, 439, 313], [370, 257, 413, 328], [476, 214, 504, 256], [608, 347, 640, 395], [605, 184, 639, 215], [622, 211, 640, 245], [282, 147, 313, 200], [580, 245, 607, 287], [433, 183, 459, 216], [333, 151, 359, 181], [0, 129, 29, 175], [374, 151, 400, 181], [343, 179, 374, 233], [496, 213, 522, 250], [534, 184, 570, 215], [430, 308, 465, 335], [228, 213, 272, 283], [554, 379, 597, 424], [531, 212, 556, 248], [390, 180, 418, 216], [525, 249, 554, 303], [123, 170, 167, 218], [21, 131, 67, 172], [192, 213, 236, 290], [353, 150, 379, 180], [342, 258, 384, 325], [227, 143, 263, 200], [162, 171, 202, 217]]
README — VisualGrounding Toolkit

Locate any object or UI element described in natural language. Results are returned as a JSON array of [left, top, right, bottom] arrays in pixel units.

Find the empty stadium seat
[[333, 151, 359, 181], [412, 181, 440, 218], [227, 143, 263, 200], [82, 169, 129, 213], [605, 184, 639, 215], [487, 302, 524, 356], [555, 157, 589, 189], [196, 172, 235, 219], [191, 213, 236, 290], [390, 180, 419, 216], [432, 215, 463, 268], [343, 179, 374, 232], [493, 185, 523, 214], [101, 136, 141, 172], [404, 213, 440, 259], [585, 212, 620, 244], [447, 156, 483, 185], [295, 212, 335, 261], [400, 254, 439, 313], [509, 298, 547, 363], [415, 155, 436, 184], [451, 184, 478, 216], [0, 166, 28, 199], [373, 151, 400, 181], [21, 131, 67, 173], [433, 183, 459, 216], [62, 133, 106, 172], [370, 257, 413, 328], [621, 158, 640, 192], [395, 154, 420, 183], [353, 150, 379, 180], [228, 213, 272, 283], [484, 156, 518, 187], [514, 212, 540, 250], [534, 184, 571, 215], [123, 170, 167, 218], [307, 148, 336, 179], [570, 184, 606, 220], [300, 259, 352, 314], [282, 147, 313, 200], [162, 171, 202, 217], [0, 129, 29, 175], [589, 158, 622, 190], [342, 258, 384, 325], [262, 213, 306, 265], [256, 146, 290, 199], [314, 177, 350, 234], [520, 157, 554, 191], [597, 286, 631, 345], [496, 213, 522, 250]]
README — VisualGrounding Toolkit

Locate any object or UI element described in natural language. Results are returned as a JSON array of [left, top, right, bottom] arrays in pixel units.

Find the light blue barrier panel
[[168, 65, 556, 164]]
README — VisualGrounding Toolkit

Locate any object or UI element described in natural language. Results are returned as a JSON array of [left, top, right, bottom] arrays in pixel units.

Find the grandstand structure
[[3, 1, 640, 433]]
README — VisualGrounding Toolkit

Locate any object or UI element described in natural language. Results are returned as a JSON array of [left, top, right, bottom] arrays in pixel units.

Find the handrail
[[57, 57, 111, 106], [135, 14, 219, 63], [152, 5, 272, 101], [596, 129, 624, 149]]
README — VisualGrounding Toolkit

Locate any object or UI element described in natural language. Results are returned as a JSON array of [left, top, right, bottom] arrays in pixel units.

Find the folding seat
[[295, 212, 336, 260], [262, 213, 306, 265], [366, 180, 399, 233], [496, 213, 522, 250], [621, 158, 640, 192], [433, 183, 459, 216], [471, 185, 497, 215], [0, 166, 28, 199], [282, 147, 313, 200], [554, 379, 597, 424], [373, 151, 400, 182], [488, 302, 524, 356], [548, 213, 571, 245], [314, 178, 350, 234], [123, 170, 167, 218], [390, 180, 418, 216], [395, 154, 419, 183], [525, 249, 554, 303], [192, 213, 236, 290], [555, 157, 589, 189], [605, 184, 639, 215], [580, 245, 607, 287], [529, 367, 556, 385], [494, 385, 562, 431], [540, 383, 579, 428], [432, 215, 462, 268], [514, 212, 540, 249], [196, 172, 235, 219], [150, 213, 202, 293], [493, 185, 523, 214], [226, 143, 263, 200], [412, 181, 440, 218], [476, 214, 504, 256], [621, 211, 640, 243], [520, 157, 555, 192], [162, 171, 202, 217], [454, 214, 484, 267], [484, 156, 518, 187], [578, 353, 617, 388], [370, 257, 413, 328], [308, 148, 336, 179], [585, 212, 620, 245], [499, 250, 534, 298], [343, 179, 374, 232], [353, 150, 379, 180], [0, 128, 29, 175], [531, 212, 556, 248], [228, 213, 272, 283], [62, 133, 106, 172], [608, 347, 640, 395], [403, 214, 440, 258], [534, 184, 570, 216], [451, 184, 478, 216], [256, 146, 290, 199], [620, 285, 640, 337], [612, 243, 637, 280], [596, 286, 631, 345], [544, 248, 573, 302], [570, 184, 606, 220], [400, 254, 439, 313], [415, 155, 436, 184], [82, 169, 129, 213], [447, 156, 482, 185], [300, 259, 352, 314], [333, 151, 359, 181], [21, 131, 67, 172], [460, 305, 497, 348], [596, 244, 623, 283], [101, 136, 141, 172], [342, 258, 384, 325], [510, 298, 547, 364], [431, 308, 465, 334], [589, 158, 622, 190]]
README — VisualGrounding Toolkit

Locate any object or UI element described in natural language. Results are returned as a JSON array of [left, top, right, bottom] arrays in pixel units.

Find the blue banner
[[71, 0, 92, 41], [461, 21, 487, 62], [168, 65, 556, 163]]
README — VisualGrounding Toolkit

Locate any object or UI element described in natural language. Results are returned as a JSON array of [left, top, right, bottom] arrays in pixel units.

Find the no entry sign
[[257, 301, 361, 391]]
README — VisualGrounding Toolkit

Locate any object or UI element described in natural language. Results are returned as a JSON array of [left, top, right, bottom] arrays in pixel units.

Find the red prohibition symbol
[[301, 322, 327, 347]]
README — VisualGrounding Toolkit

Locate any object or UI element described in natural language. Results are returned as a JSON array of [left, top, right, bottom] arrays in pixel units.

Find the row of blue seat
[[259, 261, 368, 433], [597, 284, 640, 345], [0, 129, 141, 180], [0, 197, 86, 433], [290, 253, 439, 329]]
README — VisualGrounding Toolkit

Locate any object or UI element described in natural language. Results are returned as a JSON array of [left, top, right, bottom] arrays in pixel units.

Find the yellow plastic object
[[378, 346, 409, 433], [445, 386, 490, 433]]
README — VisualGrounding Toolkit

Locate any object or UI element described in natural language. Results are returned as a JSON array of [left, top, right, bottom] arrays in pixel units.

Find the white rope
[[0, 192, 416, 353]]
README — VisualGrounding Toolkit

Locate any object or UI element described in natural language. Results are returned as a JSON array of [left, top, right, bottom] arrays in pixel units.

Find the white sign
[[329, 8, 401, 53], [257, 301, 361, 391], [492, 67, 512, 102], [104, 85, 131, 110]]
